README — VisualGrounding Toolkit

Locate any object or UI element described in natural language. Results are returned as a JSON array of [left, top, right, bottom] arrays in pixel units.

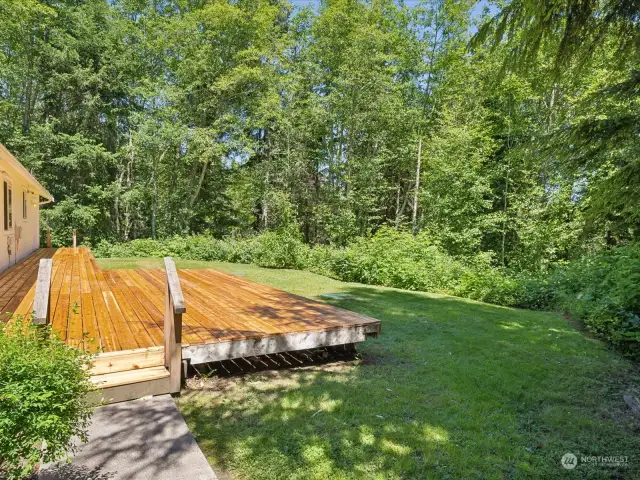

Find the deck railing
[[164, 257, 186, 394], [32, 258, 52, 325], [28, 250, 186, 395]]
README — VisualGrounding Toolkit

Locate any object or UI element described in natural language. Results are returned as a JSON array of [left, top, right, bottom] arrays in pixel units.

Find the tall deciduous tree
[[0, 0, 635, 271]]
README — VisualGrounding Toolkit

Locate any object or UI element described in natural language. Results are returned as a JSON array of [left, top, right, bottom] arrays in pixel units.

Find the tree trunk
[[412, 138, 422, 234], [189, 158, 208, 208], [114, 170, 124, 238], [22, 78, 33, 135], [422, 5, 441, 115], [395, 182, 402, 229], [123, 132, 134, 241], [501, 168, 509, 267], [151, 169, 157, 240], [151, 149, 167, 240], [262, 170, 269, 229]]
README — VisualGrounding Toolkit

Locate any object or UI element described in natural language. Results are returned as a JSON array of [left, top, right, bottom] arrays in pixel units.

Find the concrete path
[[40, 395, 217, 480]]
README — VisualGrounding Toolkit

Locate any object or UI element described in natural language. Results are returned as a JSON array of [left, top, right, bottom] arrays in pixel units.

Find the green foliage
[[253, 226, 308, 269], [553, 245, 639, 356], [95, 228, 514, 303], [455, 258, 522, 306], [5, 0, 633, 264], [511, 271, 559, 311], [512, 244, 640, 358], [40, 197, 102, 248], [0, 316, 93, 479], [322, 227, 467, 293], [1, 0, 637, 360], [1, 0, 635, 266], [473, 1, 640, 245]]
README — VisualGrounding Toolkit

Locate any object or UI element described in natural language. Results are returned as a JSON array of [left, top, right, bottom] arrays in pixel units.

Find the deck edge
[[183, 323, 380, 365]]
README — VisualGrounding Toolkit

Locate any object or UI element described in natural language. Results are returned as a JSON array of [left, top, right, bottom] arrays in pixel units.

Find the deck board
[[1, 247, 381, 358], [105, 270, 165, 346], [78, 251, 99, 353], [84, 249, 119, 352], [0, 249, 51, 315]]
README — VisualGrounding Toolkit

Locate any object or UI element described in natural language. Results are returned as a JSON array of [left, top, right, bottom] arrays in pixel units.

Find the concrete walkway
[[40, 395, 217, 480]]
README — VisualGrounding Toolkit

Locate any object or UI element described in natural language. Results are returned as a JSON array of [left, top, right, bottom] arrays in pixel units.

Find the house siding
[[0, 159, 43, 272]]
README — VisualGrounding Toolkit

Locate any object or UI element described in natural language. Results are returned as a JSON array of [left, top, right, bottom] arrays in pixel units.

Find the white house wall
[[0, 162, 42, 272]]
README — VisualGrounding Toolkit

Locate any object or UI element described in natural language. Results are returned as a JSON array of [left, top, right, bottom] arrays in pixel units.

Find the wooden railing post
[[72, 229, 77, 249], [164, 257, 186, 394], [33, 258, 52, 325], [46, 230, 51, 248]]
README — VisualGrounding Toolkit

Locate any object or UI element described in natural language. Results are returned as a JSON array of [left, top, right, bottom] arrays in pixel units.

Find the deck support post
[[164, 257, 186, 394], [46, 231, 51, 248], [33, 258, 52, 325]]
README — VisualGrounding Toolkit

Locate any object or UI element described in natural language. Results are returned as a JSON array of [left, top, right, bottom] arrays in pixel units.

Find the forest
[[0, 0, 638, 354]]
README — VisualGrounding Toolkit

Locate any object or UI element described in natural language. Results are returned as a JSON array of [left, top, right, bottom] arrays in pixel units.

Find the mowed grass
[[98, 258, 640, 479]]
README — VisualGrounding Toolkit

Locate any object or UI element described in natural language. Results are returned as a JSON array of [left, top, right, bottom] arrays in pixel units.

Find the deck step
[[89, 366, 171, 405], [91, 365, 170, 389], [89, 346, 165, 376]]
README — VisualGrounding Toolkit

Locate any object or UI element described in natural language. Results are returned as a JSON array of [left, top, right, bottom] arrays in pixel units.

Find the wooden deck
[[0, 248, 57, 319], [3, 248, 380, 364]]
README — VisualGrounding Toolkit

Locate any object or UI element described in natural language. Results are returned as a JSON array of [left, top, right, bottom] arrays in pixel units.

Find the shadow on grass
[[178, 286, 640, 479], [180, 365, 456, 479]]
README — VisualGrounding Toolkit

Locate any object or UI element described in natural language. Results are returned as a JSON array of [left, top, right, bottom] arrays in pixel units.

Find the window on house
[[3, 181, 12, 231], [23, 191, 27, 219]]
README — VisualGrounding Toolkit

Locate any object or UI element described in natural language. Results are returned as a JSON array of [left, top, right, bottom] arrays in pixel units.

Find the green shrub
[[505, 244, 640, 358], [94, 231, 307, 268], [455, 262, 522, 306], [253, 227, 308, 269], [306, 245, 349, 278], [93, 228, 500, 296], [512, 270, 559, 310], [327, 227, 467, 292], [551, 245, 640, 357], [0, 316, 93, 479]]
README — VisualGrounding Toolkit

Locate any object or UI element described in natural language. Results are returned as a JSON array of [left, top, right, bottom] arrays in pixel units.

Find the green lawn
[[99, 258, 640, 479]]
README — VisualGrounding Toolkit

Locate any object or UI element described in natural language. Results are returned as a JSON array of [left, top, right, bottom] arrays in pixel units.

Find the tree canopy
[[0, 0, 637, 270]]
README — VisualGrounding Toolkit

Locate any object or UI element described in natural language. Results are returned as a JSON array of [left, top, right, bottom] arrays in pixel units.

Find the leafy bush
[[507, 245, 640, 358], [40, 197, 102, 248], [306, 245, 349, 278], [253, 226, 308, 269], [552, 245, 640, 357], [325, 227, 467, 292], [94, 228, 474, 293], [0, 316, 93, 479], [95, 234, 264, 265], [512, 270, 559, 310], [455, 259, 522, 306]]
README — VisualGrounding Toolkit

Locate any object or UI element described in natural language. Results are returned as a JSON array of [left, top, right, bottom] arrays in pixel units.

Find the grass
[[99, 258, 640, 479]]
